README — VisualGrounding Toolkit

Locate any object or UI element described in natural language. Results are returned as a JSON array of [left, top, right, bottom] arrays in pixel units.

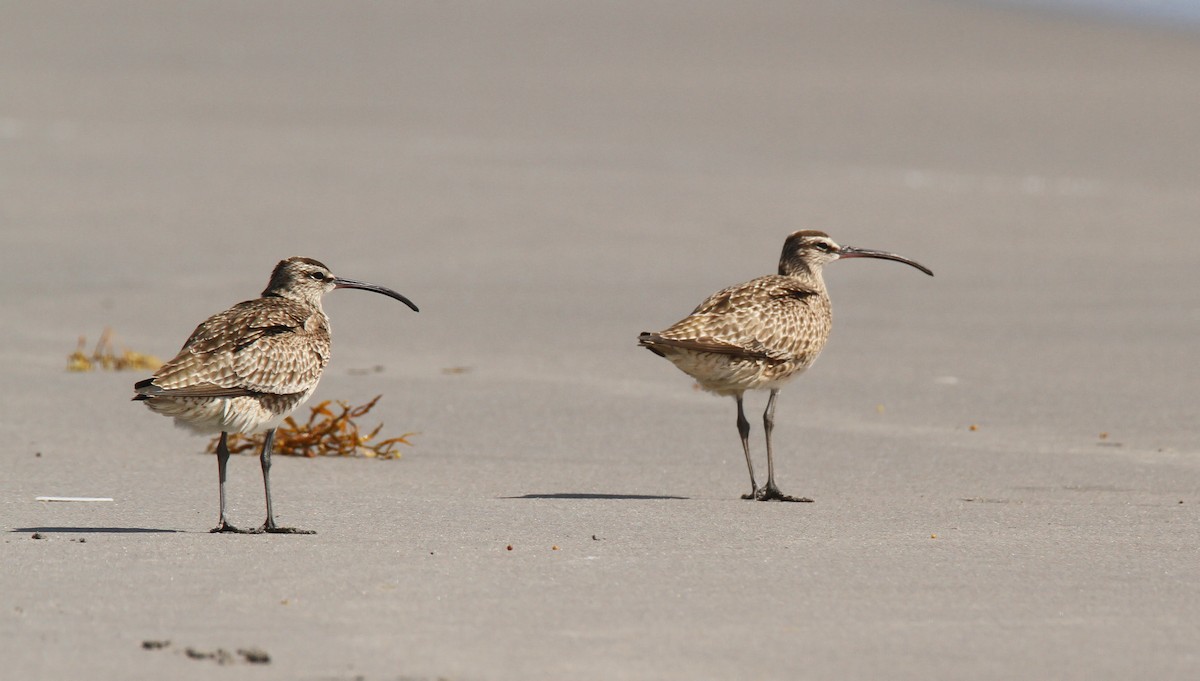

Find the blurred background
[[3, 0, 1197, 452]]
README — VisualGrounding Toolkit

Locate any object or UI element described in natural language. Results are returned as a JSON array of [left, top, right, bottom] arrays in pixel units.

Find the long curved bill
[[334, 277, 420, 312], [838, 246, 934, 276]]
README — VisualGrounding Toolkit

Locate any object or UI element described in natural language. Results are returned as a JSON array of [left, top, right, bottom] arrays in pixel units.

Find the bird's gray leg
[[258, 429, 315, 534], [211, 432, 250, 533], [757, 389, 813, 503], [736, 394, 761, 500]]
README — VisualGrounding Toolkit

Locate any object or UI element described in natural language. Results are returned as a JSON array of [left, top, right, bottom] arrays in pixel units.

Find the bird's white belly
[[665, 350, 809, 397], [147, 386, 319, 436]]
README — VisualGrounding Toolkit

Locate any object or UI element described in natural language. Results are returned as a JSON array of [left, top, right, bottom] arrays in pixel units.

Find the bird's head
[[263, 257, 419, 312], [779, 231, 933, 278]]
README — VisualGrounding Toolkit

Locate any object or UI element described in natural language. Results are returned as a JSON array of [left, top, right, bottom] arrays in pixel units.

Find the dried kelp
[[209, 395, 414, 459], [68, 328, 162, 372]]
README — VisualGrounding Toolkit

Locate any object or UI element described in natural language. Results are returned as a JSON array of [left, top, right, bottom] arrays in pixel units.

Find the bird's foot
[[259, 523, 316, 535], [754, 485, 813, 503], [210, 522, 255, 534], [741, 489, 760, 500]]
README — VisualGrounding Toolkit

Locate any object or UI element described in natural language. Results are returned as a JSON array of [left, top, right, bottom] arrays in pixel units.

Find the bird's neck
[[778, 260, 826, 291], [261, 289, 325, 313]]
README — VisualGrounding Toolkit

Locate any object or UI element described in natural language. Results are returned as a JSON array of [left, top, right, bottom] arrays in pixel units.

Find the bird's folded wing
[[639, 333, 785, 361], [230, 331, 328, 394], [140, 299, 328, 397], [182, 301, 308, 352], [134, 379, 257, 399]]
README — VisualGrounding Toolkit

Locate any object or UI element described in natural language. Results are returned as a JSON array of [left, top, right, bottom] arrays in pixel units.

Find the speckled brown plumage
[[640, 274, 832, 397], [640, 230, 932, 502], [136, 295, 331, 436], [134, 256, 418, 533]]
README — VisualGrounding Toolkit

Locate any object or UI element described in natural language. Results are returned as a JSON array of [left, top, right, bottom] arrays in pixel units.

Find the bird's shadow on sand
[[503, 493, 689, 500], [12, 527, 179, 534]]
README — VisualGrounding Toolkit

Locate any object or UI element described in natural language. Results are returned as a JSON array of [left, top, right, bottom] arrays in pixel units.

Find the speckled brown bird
[[134, 257, 418, 534], [639, 230, 932, 502]]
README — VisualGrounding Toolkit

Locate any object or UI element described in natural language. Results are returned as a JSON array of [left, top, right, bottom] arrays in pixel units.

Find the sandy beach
[[2, 1, 1198, 679]]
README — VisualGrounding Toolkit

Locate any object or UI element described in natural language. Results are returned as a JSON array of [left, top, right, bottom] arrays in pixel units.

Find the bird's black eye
[[309, 271, 328, 281], [815, 241, 833, 252]]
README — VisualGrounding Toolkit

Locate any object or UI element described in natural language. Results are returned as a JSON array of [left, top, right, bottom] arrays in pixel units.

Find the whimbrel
[[639, 231, 932, 502], [133, 257, 418, 533]]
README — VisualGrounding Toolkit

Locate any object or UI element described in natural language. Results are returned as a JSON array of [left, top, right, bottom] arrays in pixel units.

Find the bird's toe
[[210, 523, 255, 534], [261, 524, 316, 535], [756, 486, 813, 503]]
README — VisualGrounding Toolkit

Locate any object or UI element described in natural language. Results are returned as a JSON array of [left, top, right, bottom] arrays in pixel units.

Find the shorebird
[[639, 230, 932, 502], [133, 257, 418, 533]]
